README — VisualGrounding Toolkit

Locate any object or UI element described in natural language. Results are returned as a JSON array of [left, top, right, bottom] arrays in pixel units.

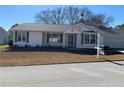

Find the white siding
[[104, 32, 124, 48], [29, 32, 42, 47], [0, 35, 5, 44], [14, 31, 42, 47], [0, 31, 8, 44]]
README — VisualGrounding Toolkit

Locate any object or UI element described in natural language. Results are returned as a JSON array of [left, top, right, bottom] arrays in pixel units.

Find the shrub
[[24, 44, 30, 48], [14, 44, 19, 48], [8, 40, 13, 47], [36, 45, 40, 48], [102, 45, 111, 50]]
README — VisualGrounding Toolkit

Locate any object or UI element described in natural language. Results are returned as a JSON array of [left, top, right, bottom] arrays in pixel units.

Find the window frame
[[22, 32, 27, 42], [17, 32, 21, 42], [84, 34, 90, 44], [90, 34, 97, 44], [47, 33, 63, 43], [82, 33, 97, 45], [16, 31, 29, 43]]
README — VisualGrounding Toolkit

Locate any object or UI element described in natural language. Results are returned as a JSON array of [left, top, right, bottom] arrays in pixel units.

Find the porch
[[42, 32, 99, 49], [42, 32, 80, 48]]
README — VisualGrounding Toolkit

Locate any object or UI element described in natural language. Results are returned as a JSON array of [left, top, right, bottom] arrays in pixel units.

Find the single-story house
[[0, 26, 8, 45], [10, 23, 124, 49]]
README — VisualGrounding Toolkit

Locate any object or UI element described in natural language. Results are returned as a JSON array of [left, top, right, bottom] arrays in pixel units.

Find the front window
[[82, 33, 97, 44], [47, 33, 62, 43], [84, 34, 90, 44], [16, 31, 29, 42], [91, 34, 97, 44], [18, 32, 21, 42], [22, 32, 27, 42]]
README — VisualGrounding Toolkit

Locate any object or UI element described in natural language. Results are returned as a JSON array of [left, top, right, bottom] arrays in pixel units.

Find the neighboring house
[[0, 26, 8, 45], [10, 23, 124, 49], [104, 29, 124, 48]]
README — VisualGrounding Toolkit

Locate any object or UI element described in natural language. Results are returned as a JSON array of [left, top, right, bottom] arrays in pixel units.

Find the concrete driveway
[[0, 61, 124, 87]]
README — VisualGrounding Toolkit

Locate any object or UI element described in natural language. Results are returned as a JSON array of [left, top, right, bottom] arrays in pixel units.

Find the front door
[[67, 34, 76, 48]]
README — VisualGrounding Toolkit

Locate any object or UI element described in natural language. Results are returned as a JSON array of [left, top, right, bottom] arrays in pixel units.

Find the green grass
[[0, 45, 9, 49]]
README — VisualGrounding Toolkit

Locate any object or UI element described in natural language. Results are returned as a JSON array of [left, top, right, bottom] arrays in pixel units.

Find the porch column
[[76, 33, 80, 48], [63, 33, 66, 48], [13, 31, 15, 46], [100, 35, 104, 45]]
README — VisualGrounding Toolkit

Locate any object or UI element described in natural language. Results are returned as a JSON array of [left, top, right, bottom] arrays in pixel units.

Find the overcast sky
[[0, 5, 124, 30]]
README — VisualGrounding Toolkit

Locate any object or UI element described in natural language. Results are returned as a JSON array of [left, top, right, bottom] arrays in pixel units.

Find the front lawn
[[0, 45, 9, 49], [0, 48, 124, 67]]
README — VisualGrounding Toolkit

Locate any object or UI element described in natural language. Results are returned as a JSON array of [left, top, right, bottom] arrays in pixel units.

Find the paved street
[[0, 61, 124, 87]]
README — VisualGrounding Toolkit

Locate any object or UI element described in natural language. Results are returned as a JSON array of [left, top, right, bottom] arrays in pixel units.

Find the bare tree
[[35, 9, 51, 24], [34, 6, 114, 28], [64, 6, 78, 24], [35, 6, 83, 24], [50, 8, 66, 24], [35, 8, 66, 24], [90, 13, 113, 27], [66, 6, 83, 24], [80, 7, 93, 24], [114, 24, 124, 30]]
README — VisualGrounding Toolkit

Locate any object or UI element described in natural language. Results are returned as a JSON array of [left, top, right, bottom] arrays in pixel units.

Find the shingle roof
[[72, 24, 91, 32], [0, 26, 8, 35], [11, 23, 106, 34], [11, 23, 72, 32], [80, 24, 104, 33]]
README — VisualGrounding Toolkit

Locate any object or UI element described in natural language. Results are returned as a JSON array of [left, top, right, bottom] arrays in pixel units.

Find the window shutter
[[47, 33, 49, 43], [27, 32, 29, 43], [15, 31, 17, 42], [82, 33, 84, 44], [60, 34, 63, 43]]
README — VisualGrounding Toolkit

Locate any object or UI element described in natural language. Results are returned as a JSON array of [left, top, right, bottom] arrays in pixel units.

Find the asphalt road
[[0, 61, 124, 87]]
